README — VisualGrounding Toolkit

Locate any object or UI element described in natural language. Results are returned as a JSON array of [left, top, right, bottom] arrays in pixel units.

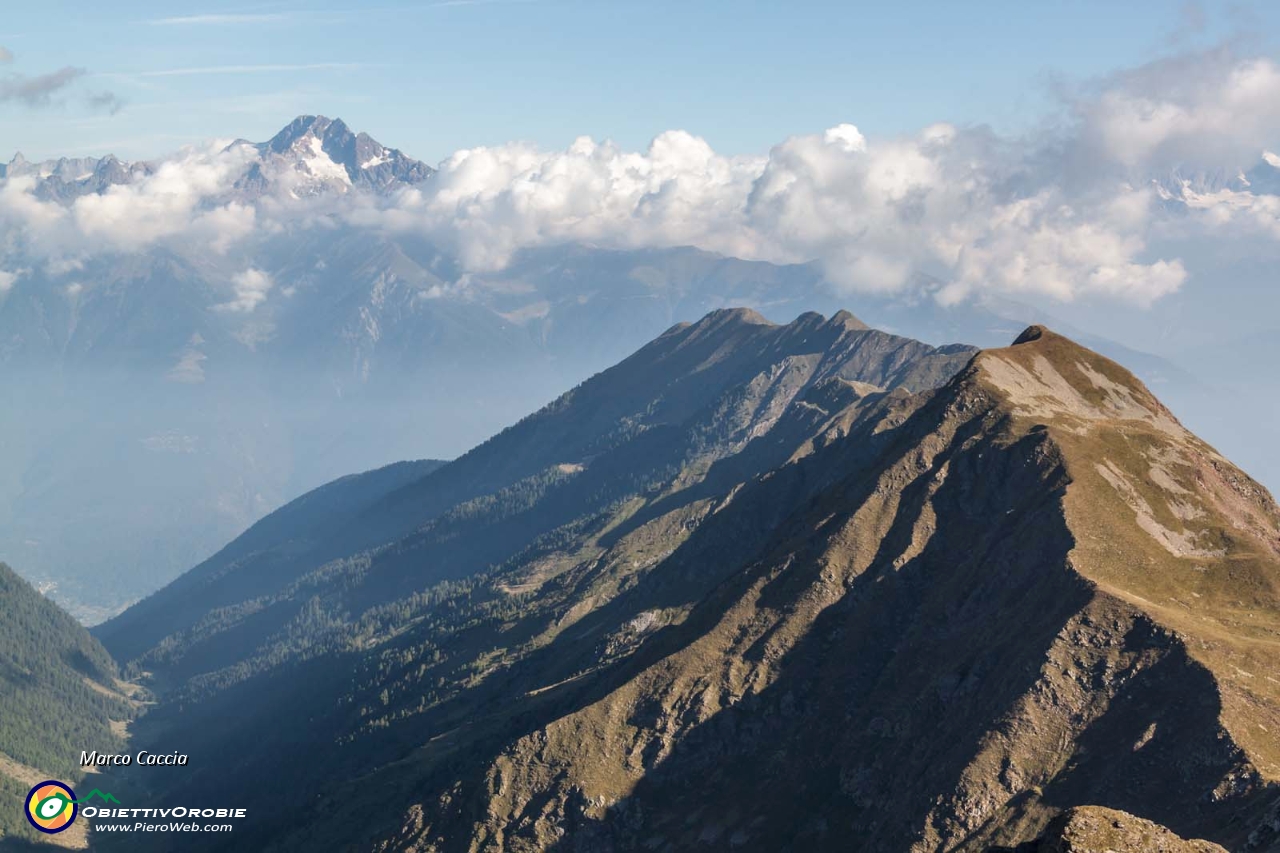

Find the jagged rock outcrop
[[1030, 806, 1228, 853]]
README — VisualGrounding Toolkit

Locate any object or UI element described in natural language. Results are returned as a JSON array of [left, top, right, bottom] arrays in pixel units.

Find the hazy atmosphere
[[4, 1, 1280, 617], [1, 4, 1279, 852]]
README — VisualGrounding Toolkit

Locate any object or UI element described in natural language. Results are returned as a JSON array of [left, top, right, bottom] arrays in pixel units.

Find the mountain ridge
[[95, 308, 973, 664], [88, 312, 1280, 852]]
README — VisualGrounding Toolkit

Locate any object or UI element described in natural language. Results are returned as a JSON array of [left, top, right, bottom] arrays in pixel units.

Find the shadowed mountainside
[[0, 563, 133, 847]]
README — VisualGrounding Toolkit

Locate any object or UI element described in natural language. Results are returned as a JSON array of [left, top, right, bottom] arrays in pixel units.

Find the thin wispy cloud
[[0, 46, 13, 64], [113, 63, 370, 79], [416, 0, 533, 6], [381, 0, 539, 10], [144, 1, 535, 25], [147, 13, 291, 26]]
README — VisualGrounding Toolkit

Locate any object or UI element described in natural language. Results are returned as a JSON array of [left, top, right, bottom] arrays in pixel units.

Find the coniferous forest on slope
[[0, 563, 132, 844]]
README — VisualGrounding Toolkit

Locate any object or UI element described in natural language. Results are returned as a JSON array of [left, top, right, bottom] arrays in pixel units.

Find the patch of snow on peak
[[300, 136, 351, 184]]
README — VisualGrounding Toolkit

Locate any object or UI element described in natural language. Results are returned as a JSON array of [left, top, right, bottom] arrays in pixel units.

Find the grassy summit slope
[[977, 327, 1280, 778]]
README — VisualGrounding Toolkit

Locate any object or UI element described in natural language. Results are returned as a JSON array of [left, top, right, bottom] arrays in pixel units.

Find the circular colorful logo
[[25, 781, 77, 834]]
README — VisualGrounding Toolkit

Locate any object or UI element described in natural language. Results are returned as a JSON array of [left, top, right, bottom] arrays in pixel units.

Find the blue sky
[[3, 0, 1278, 162]]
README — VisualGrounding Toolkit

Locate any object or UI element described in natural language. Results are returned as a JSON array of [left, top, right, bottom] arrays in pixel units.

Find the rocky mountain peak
[[1013, 323, 1047, 344], [264, 114, 348, 153], [6, 116, 432, 203], [3, 151, 33, 178], [828, 308, 868, 330], [702, 306, 771, 326], [255, 114, 432, 195], [972, 323, 1176, 433]]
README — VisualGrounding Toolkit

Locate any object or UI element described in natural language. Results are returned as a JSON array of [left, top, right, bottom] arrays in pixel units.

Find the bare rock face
[[1035, 807, 1228, 853]]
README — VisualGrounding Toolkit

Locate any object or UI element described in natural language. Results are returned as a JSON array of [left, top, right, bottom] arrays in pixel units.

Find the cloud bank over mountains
[[3, 47, 1280, 311]]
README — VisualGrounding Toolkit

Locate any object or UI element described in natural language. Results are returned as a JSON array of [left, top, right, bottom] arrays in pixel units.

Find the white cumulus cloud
[[217, 268, 274, 313], [0, 141, 258, 264], [346, 47, 1280, 307], [71, 143, 257, 251], [357, 118, 1182, 305], [1068, 50, 1280, 174], [3, 46, 1280, 310]]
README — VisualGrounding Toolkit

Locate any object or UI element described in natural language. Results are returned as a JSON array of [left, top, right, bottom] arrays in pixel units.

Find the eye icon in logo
[[25, 781, 77, 834]]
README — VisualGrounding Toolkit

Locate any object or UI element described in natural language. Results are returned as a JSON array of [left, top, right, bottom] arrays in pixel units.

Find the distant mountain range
[[1152, 155, 1280, 208], [1, 114, 433, 202], [91, 310, 1280, 852], [0, 116, 1258, 624]]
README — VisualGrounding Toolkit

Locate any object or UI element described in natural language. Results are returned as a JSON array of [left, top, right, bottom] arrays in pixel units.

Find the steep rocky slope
[[99, 317, 1279, 853], [97, 308, 971, 665]]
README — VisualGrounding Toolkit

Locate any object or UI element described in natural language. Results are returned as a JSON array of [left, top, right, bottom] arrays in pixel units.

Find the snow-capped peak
[[4, 115, 434, 204]]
